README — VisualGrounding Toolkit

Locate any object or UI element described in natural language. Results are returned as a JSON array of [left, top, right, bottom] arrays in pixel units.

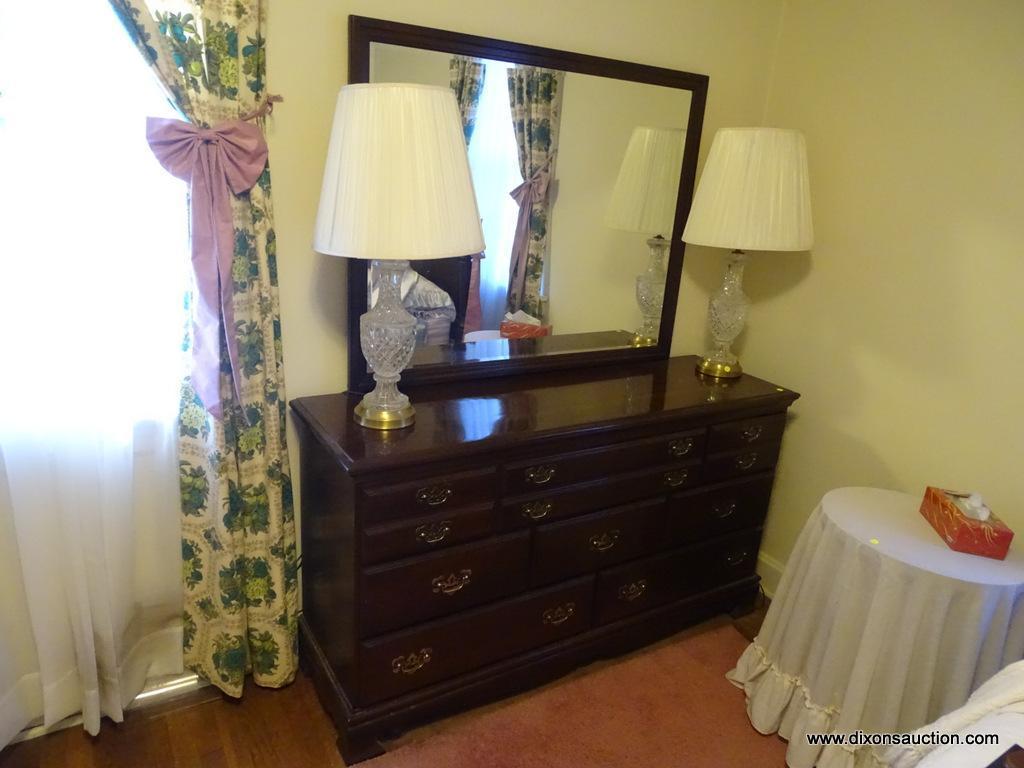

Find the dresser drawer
[[704, 443, 781, 483], [667, 474, 774, 545], [685, 528, 762, 592], [708, 413, 786, 454], [361, 502, 496, 565], [503, 430, 704, 496], [359, 467, 497, 522], [360, 532, 529, 637], [501, 464, 699, 530], [595, 529, 762, 625], [532, 498, 665, 585], [358, 577, 594, 705]]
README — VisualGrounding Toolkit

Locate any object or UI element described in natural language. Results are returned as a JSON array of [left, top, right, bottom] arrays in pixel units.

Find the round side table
[[728, 487, 1024, 768]]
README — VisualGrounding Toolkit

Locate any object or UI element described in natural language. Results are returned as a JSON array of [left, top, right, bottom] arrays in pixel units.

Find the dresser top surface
[[290, 356, 799, 474]]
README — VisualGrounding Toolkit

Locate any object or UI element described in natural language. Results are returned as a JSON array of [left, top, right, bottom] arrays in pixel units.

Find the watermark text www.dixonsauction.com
[[807, 731, 1000, 747]]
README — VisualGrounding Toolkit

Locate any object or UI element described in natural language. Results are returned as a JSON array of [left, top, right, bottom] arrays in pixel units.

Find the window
[[0, 0, 187, 435]]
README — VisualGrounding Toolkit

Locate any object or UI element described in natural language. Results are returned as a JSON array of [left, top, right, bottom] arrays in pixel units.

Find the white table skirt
[[727, 487, 1024, 768]]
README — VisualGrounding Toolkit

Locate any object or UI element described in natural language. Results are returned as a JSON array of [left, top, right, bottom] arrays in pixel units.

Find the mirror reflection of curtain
[[449, 56, 486, 336], [449, 56, 485, 143], [467, 61, 524, 331], [506, 66, 564, 319]]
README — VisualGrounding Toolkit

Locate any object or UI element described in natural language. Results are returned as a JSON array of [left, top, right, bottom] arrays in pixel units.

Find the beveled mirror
[[347, 16, 708, 391]]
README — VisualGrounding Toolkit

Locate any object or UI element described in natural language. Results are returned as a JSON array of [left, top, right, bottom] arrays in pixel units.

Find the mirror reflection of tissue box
[[919, 486, 1013, 560], [500, 321, 551, 338]]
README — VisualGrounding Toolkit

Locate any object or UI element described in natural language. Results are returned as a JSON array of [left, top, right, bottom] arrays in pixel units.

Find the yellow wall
[[737, 0, 1024, 590], [548, 74, 690, 336]]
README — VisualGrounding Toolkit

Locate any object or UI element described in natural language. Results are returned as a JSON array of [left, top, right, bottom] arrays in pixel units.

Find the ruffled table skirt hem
[[728, 642, 891, 768]]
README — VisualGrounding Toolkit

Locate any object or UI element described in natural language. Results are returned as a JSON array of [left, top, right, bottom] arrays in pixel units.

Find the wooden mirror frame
[[346, 15, 708, 392]]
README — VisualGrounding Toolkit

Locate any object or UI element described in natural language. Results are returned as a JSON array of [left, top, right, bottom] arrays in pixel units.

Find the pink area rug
[[368, 619, 786, 767]]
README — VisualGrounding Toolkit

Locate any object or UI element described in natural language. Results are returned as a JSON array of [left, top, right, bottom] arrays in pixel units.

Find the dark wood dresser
[[290, 356, 798, 762]]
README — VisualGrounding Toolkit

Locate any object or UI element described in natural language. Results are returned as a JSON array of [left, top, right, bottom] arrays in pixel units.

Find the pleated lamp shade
[[682, 128, 813, 251], [313, 83, 485, 260], [606, 127, 686, 237]]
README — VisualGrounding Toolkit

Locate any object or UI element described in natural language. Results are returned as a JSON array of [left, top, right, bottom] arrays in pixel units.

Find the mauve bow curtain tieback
[[146, 116, 268, 418], [507, 155, 554, 311]]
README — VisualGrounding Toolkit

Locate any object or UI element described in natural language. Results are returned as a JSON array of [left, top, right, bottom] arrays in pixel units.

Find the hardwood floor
[[0, 607, 768, 767], [0, 675, 344, 768]]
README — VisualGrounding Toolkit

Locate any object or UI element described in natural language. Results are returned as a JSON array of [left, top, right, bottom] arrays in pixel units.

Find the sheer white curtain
[[0, 0, 186, 745]]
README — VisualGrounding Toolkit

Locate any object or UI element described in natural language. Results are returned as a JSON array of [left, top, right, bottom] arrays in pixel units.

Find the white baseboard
[[757, 551, 786, 599]]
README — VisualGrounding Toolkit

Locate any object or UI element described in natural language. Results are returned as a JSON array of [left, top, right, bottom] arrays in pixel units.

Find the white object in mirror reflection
[[314, 83, 485, 429], [682, 127, 813, 378], [607, 127, 685, 345]]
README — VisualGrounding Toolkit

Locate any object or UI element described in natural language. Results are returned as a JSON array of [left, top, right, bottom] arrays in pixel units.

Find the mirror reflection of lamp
[[313, 83, 485, 429], [606, 126, 686, 346], [682, 128, 813, 379]]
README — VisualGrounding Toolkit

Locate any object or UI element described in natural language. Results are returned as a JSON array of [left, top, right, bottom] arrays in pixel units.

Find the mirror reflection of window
[[466, 60, 523, 332]]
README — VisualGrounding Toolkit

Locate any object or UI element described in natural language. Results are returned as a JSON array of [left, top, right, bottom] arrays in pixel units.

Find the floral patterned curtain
[[505, 66, 564, 318], [108, 0, 297, 697], [449, 56, 485, 144], [449, 56, 486, 334]]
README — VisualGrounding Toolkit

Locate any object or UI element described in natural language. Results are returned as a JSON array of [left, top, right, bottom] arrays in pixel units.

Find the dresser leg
[[337, 729, 385, 765], [728, 579, 762, 619]]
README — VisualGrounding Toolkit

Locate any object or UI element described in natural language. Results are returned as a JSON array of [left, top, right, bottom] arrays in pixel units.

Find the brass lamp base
[[354, 399, 416, 430], [696, 357, 743, 379]]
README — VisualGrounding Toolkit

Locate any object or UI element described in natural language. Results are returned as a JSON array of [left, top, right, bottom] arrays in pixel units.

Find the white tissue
[[960, 492, 991, 521], [504, 310, 541, 326]]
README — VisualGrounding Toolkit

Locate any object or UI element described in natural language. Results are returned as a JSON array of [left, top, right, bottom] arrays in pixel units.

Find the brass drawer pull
[[735, 452, 759, 471], [618, 579, 648, 602], [712, 501, 737, 519], [415, 520, 451, 544], [725, 551, 749, 567], [521, 500, 553, 521], [668, 437, 695, 458], [392, 648, 432, 675], [741, 425, 764, 443], [524, 465, 557, 485], [431, 569, 472, 595], [542, 602, 576, 626], [663, 468, 689, 488], [416, 484, 453, 507], [589, 529, 620, 552]]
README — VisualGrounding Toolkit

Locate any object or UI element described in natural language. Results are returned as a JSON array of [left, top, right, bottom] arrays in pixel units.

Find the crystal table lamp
[[681, 128, 813, 378], [314, 84, 484, 429], [606, 127, 685, 345]]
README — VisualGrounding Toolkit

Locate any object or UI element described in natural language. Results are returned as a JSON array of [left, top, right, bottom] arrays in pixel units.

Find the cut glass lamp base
[[356, 259, 418, 430], [698, 249, 748, 380]]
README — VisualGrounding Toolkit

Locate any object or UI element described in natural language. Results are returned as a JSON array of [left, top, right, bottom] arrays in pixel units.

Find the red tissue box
[[499, 321, 551, 339], [919, 486, 1013, 560]]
